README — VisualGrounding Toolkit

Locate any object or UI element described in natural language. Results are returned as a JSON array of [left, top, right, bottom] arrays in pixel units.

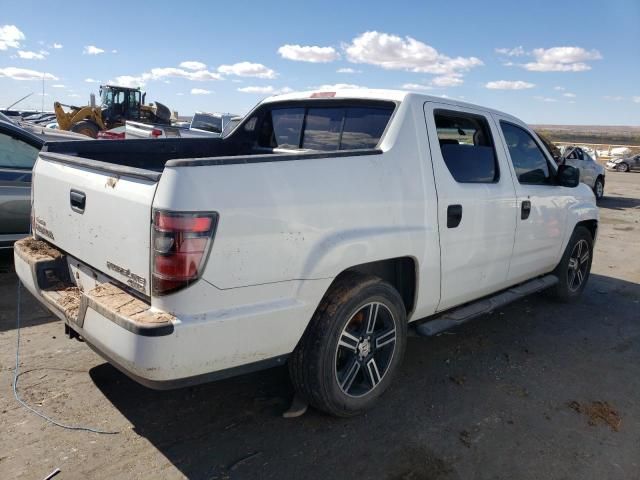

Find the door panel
[[0, 168, 31, 234], [493, 116, 570, 283], [424, 103, 518, 311]]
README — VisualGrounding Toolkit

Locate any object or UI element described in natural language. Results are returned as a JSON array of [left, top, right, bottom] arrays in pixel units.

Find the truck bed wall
[[43, 137, 249, 171]]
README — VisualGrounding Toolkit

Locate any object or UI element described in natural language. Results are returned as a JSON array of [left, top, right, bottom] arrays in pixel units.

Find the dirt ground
[[1, 171, 639, 480]]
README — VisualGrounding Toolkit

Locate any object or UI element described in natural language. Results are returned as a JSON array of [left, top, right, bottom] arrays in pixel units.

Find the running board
[[414, 275, 558, 337]]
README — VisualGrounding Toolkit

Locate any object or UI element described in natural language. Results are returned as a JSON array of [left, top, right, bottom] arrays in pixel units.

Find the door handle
[[521, 200, 531, 220], [447, 204, 463, 228], [70, 189, 86, 214]]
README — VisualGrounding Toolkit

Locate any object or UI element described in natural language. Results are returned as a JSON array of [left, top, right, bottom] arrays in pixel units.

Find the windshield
[[100, 88, 114, 107], [191, 113, 222, 133]]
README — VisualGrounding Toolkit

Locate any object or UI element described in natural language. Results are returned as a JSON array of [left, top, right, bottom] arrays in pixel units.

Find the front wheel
[[550, 227, 593, 302], [593, 176, 605, 200], [289, 273, 407, 417], [616, 162, 629, 172]]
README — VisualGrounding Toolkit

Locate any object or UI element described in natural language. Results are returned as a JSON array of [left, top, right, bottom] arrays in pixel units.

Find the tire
[[593, 176, 605, 200], [289, 272, 407, 417], [550, 226, 593, 302], [70, 120, 100, 138], [616, 162, 629, 172]]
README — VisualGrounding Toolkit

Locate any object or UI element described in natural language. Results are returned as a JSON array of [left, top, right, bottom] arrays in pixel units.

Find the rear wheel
[[593, 176, 605, 200], [616, 162, 629, 172], [70, 120, 100, 138], [550, 227, 593, 302], [289, 273, 407, 417]]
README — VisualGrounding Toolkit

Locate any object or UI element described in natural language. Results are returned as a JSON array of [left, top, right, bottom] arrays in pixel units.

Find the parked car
[[0, 120, 86, 248], [559, 146, 606, 200], [606, 153, 640, 172], [15, 89, 597, 416], [125, 113, 240, 139]]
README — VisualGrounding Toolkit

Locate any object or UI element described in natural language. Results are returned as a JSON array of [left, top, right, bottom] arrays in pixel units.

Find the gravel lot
[[1, 171, 639, 480]]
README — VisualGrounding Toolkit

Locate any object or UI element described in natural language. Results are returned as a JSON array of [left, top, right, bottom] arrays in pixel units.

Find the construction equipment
[[54, 85, 171, 138]]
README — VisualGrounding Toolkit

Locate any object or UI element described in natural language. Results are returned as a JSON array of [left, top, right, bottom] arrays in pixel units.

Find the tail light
[[152, 210, 218, 295], [151, 128, 163, 138]]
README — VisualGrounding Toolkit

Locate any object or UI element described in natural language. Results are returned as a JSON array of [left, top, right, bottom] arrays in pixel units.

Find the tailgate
[[32, 152, 159, 296]]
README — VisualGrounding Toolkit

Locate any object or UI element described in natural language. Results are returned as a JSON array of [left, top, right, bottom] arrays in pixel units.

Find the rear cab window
[[253, 101, 395, 151]]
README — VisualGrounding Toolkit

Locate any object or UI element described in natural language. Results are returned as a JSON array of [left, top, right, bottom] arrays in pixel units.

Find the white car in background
[[559, 146, 606, 200]]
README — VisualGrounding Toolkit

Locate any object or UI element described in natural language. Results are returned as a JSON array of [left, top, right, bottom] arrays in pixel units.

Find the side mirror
[[557, 164, 580, 187]]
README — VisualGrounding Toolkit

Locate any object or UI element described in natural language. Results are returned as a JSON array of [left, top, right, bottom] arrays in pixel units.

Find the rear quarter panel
[[153, 98, 441, 318]]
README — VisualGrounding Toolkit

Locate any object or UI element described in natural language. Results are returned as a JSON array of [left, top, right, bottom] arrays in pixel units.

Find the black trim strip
[[84, 337, 289, 390], [166, 148, 383, 168], [39, 151, 162, 182]]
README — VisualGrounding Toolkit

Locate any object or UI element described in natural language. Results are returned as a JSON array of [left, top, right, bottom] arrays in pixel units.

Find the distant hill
[[532, 124, 640, 146]]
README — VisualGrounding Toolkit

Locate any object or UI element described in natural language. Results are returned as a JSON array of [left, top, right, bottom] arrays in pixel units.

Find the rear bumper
[[14, 237, 326, 389]]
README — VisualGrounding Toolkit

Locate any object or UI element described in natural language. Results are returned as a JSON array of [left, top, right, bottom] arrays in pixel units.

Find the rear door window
[[434, 109, 499, 183]]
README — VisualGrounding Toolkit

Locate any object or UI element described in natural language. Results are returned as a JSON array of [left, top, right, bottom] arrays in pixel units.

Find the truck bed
[[42, 137, 381, 173]]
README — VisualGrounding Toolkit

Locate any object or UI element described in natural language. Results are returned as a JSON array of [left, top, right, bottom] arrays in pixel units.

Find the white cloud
[[180, 60, 207, 70], [17, 50, 45, 60], [534, 96, 557, 102], [554, 86, 565, 91], [176, 92, 184, 96], [52, 42, 63, 49], [604, 95, 624, 101], [68, 93, 80, 98], [337, 67, 360, 74], [343, 31, 483, 76], [431, 74, 463, 87], [278, 44, 339, 63], [114, 66, 223, 87], [563, 92, 576, 98], [85, 78, 100, 83], [191, 88, 212, 95], [315, 83, 362, 90], [523, 47, 602, 72], [83, 45, 105, 55], [495, 46, 525, 57], [237, 85, 293, 95], [149, 67, 222, 81], [0, 67, 58, 80], [402, 83, 433, 91], [52, 84, 65, 88], [485, 80, 535, 90], [111, 49, 118, 54], [0, 25, 25, 50], [112, 75, 145, 88], [634, 96, 640, 103], [218, 61, 276, 79]]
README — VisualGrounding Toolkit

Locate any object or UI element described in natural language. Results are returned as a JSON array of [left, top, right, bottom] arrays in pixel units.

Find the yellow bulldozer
[[54, 85, 172, 138]]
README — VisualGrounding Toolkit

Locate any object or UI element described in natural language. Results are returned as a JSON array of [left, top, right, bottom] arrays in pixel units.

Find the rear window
[[258, 104, 394, 150], [191, 113, 222, 133]]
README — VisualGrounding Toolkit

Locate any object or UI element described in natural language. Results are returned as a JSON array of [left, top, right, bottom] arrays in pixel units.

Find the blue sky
[[1, 0, 638, 124]]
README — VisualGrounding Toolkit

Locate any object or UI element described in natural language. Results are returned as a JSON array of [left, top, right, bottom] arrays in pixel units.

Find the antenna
[[6, 92, 34, 110]]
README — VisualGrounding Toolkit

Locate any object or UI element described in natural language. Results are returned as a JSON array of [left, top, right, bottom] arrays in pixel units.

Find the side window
[[0, 133, 39, 169], [434, 109, 499, 183], [500, 122, 551, 185]]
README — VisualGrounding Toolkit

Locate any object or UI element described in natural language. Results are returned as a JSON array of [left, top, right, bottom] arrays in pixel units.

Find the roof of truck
[[264, 88, 523, 125]]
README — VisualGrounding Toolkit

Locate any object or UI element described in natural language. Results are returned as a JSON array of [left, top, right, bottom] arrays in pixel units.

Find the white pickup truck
[[15, 89, 598, 416]]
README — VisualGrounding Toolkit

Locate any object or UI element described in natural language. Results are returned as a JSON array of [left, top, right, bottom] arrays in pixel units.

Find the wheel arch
[[323, 256, 418, 320]]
